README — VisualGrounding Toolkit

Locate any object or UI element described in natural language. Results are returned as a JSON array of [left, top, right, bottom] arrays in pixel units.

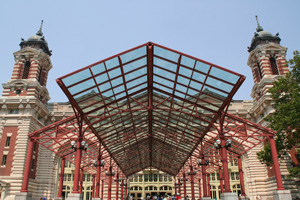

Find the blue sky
[[0, 1, 299, 102]]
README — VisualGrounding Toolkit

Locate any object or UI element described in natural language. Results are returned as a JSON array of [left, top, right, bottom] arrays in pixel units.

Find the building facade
[[0, 19, 299, 200]]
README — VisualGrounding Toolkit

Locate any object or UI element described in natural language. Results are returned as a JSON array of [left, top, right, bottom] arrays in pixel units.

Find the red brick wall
[[0, 126, 18, 176]]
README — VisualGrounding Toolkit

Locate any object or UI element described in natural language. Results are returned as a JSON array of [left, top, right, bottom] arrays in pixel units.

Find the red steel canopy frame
[[28, 42, 278, 181]]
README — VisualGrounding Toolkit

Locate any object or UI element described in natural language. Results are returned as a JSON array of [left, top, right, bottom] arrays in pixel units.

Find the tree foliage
[[257, 51, 300, 167]]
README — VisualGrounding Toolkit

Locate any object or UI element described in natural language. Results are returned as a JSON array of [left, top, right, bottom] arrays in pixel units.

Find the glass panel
[[120, 46, 146, 64], [125, 68, 147, 81], [154, 57, 177, 72], [180, 55, 196, 69], [203, 86, 227, 100], [91, 63, 105, 76], [206, 77, 233, 93], [153, 67, 176, 80], [175, 84, 187, 94], [123, 58, 147, 73], [63, 68, 92, 87], [153, 76, 174, 89], [126, 76, 147, 89], [95, 73, 109, 85], [99, 82, 111, 92], [113, 84, 125, 94], [192, 71, 206, 83], [73, 88, 99, 102], [177, 75, 190, 86], [102, 89, 114, 99], [179, 66, 193, 78], [153, 83, 173, 94], [105, 57, 119, 70], [111, 77, 123, 88], [69, 78, 95, 95], [210, 66, 239, 84], [195, 61, 210, 74], [187, 87, 199, 96], [108, 67, 122, 79], [154, 46, 180, 63], [190, 80, 203, 91]]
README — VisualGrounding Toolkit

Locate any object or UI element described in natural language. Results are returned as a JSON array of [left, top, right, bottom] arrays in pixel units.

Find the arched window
[[22, 61, 31, 79], [270, 57, 279, 75], [38, 68, 45, 86], [232, 184, 241, 197], [257, 62, 262, 80], [62, 185, 71, 199], [210, 185, 217, 199]]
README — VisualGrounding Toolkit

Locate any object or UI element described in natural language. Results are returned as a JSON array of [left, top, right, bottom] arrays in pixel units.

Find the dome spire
[[36, 20, 44, 36], [255, 16, 263, 32]]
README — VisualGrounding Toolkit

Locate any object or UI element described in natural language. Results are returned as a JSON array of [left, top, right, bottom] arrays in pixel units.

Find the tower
[[0, 21, 57, 200], [2, 20, 52, 103], [247, 16, 289, 104]]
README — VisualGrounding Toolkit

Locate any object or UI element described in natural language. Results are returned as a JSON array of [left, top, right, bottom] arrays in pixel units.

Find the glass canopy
[[57, 42, 245, 176]]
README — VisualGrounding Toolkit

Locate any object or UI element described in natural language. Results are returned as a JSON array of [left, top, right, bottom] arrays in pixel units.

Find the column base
[[15, 192, 32, 200], [67, 193, 83, 200], [239, 196, 250, 200], [220, 192, 237, 200], [273, 190, 292, 200], [92, 198, 102, 200], [200, 197, 212, 200]]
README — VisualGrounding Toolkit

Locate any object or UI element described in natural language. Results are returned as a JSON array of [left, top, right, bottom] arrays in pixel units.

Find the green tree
[[257, 51, 300, 171]]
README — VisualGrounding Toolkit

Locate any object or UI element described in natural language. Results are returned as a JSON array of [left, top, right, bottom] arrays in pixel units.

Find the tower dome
[[19, 20, 52, 56], [248, 16, 281, 52]]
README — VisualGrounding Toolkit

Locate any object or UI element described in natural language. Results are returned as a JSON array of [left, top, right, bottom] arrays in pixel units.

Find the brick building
[[0, 18, 298, 200]]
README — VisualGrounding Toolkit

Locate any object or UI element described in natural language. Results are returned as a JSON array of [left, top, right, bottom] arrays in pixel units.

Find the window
[[87, 174, 91, 181], [231, 172, 236, 180], [38, 68, 45, 86], [8, 110, 19, 114], [64, 174, 67, 181], [144, 174, 148, 182], [22, 61, 31, 79], [5, 137, 11, 147], [154, 174, 157, 182], [1, 155, 7, 166], [257, 62, 263, 79], [270, 57, 279, 75], [68, 174, 71, 181]]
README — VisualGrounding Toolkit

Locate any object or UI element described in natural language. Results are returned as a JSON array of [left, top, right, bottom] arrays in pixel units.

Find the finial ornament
[[255, 16, 263, 32], [36, 20, 44, 36]]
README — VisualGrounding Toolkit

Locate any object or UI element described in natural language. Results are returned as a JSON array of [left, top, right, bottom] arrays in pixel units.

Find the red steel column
[[207, 174, 211, 197], [190, 166, 195, 200], [183, 174, 187, 198], [178, 179, 181, 195], [219, 167, 224, 193], [220, 138, 231, 192], [269, 136, 285, 190], [58, 158, 66, 197], [198, 178, 201, 199], [116, 174, 119, 200], [201, 156, 208, 197], [108, 167, 112, 200], [174, 179, 177, 195], [125, 181, 128, 198], [92, 175, 95, 198], [237, 156, 246, 196], [95, 158, 101, 197], [21, 139, 34, 192], [73, 140, 82, 193], [79, 169, 84, 193], [101, 180, 104, 200], [121, 180, 124, 200]]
